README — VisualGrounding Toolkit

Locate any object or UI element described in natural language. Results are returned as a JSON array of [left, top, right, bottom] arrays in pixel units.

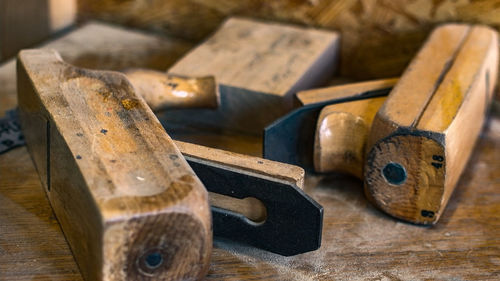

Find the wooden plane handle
[[314, 95, 387, 178], [17, 49, 212, 280], [124, 69, 219, 112], [364, 24, 498, 224], [307, 78, 398, 177]]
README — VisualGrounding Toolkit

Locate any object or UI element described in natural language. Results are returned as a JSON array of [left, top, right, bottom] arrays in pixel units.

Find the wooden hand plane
[[364, 24, 498, 224], [17, 49, 212, 281]]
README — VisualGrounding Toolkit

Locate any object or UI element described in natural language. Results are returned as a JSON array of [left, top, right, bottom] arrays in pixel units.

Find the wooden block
[[164, 17, 340, 134], [17, 49, 212, 280], [364, 24, 498, 225], [0, 0, 76, 61]]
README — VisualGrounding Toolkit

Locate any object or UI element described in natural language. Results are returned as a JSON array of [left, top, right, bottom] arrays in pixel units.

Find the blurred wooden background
[[77, 0, 500, 79], [2, 0, 499, 80]]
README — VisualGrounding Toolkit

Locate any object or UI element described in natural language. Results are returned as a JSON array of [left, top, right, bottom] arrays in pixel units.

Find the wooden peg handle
[[17, 49, 212, 280], [364, 25, 498, 225], [314, 95, 387, 178], [124, 69, 219, 111]]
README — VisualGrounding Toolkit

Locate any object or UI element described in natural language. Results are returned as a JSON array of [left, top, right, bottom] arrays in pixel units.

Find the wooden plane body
[[17, 49, 212, 280]]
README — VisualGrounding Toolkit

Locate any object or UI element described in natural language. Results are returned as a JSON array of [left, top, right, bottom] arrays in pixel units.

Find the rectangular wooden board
[[164, 17, 340, 134]]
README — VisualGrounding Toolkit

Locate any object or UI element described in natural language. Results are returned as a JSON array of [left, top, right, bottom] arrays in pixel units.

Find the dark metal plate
[[186, 157, 323, 256], [263, 87, 392, 170]]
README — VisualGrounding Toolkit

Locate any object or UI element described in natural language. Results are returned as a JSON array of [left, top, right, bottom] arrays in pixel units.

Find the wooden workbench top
[[1, 113, 499, 280], [0, 22, 499, 280]]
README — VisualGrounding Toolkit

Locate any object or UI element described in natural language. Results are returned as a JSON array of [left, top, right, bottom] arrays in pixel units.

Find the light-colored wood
[[364, 24, 498, 225], [314, 96, 387, 178], [17, 49, 212, 280], [209, 193, 267, 223], [124, 69, 219, 111], [174, 140, 305, 223], [0, 22, 193, 115], [296, 78, 398, 106], [164, 17, 340, 134], [176, 140, 305, 188], [48, 0, 77, 31]]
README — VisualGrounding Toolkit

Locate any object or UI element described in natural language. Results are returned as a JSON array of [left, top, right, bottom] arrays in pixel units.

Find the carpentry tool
[[307, 79, 398, 178], [8, 49, 323, 256], [18, 49, 212, 281], [364, 24, 498, 225], [263, 80, 394, 170], [163, 17, 340, 134]]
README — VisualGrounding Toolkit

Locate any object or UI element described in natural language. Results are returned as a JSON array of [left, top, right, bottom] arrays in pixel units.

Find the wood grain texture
[[0, 22, 193, 115], [176, 140, 305, 189], [164, 17, 340, 134], [364, 24, 499, 225], [17, 49, 212, 280]]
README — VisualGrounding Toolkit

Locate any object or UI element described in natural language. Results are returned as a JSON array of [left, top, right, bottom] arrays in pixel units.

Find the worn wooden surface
[[365, 24, 499, 225], [17, 49, 212, 280], [0, 22, 499, 280], [124, 69, 219, 111], [1, 106, 499, 280]]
